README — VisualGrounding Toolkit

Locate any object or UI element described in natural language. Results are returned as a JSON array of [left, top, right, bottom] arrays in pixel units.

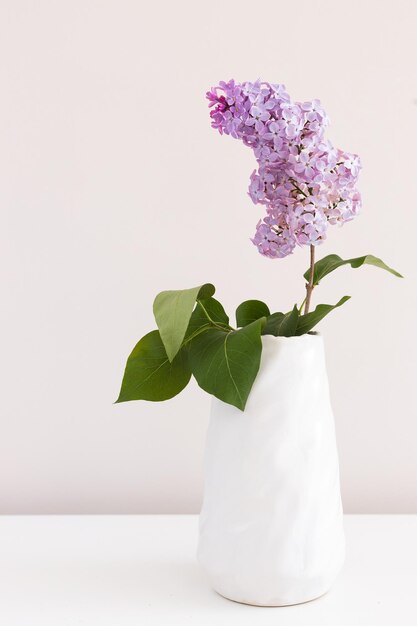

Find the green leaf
[[277, 305, 299, 336], [153, 283, 215, 361], [116, 331, 191, 403], [262, 312, 285, 336], [296, 296, 351, 335], [235, 300, 270, 327], [184, 297, 230, 340], [304, 254, 403, 286], [262, 306, 299, 337], [188, 318, 264, 411]]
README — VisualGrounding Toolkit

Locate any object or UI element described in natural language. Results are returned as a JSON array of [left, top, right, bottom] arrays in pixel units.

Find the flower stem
[[290, 179, 308, 198], [304, 245, 315, 314]]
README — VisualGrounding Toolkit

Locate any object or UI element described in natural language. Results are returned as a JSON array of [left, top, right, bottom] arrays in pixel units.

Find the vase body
[[197, 334, 345, 606]]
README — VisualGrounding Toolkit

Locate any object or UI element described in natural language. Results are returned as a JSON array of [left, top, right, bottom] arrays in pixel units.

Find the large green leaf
[[235, 300, 270, 327], [304, 254, 403, 286], [184, 297, 230, 341], [188, 318, 264, 411], [153, 283, 215, 361], [295, 296, 351, 335], [116, 331, 191, 403]]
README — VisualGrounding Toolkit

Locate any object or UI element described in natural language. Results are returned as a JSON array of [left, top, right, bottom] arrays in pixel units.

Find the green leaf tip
[[153, 283, 215, 362], [296, 296, 351, 335], [304, 254, 403, 286]]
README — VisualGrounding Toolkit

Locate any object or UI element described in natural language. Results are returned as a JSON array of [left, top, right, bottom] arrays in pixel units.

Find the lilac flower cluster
[[207, 80, 361, 259]]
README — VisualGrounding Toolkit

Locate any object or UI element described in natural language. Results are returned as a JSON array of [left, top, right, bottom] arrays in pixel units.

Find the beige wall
[[1, 0, 416, 513]]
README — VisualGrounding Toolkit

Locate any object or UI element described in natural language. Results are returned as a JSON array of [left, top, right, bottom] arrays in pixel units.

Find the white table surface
[[0, 515, 416, 625]]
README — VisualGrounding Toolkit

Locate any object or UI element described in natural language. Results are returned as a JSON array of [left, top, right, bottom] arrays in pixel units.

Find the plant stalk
[[304, 245, 315, 314]]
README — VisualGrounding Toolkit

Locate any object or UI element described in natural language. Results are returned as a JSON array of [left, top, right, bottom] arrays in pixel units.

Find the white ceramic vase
[[197, 334, 345, 606]]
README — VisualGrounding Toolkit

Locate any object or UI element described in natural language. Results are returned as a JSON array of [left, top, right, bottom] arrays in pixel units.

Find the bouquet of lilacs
[[116, 80, 401, 411], [207, 79, 360, 262]]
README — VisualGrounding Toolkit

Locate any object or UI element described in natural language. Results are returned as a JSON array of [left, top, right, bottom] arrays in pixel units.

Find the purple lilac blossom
[[206, 79, 362, 259]]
